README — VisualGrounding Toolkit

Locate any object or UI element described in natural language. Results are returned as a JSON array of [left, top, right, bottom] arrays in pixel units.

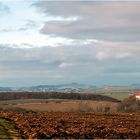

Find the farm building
[[134, 92, 140, 101]]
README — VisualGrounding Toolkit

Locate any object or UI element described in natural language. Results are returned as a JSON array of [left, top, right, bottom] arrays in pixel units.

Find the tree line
[[0, 92, 119, 102]]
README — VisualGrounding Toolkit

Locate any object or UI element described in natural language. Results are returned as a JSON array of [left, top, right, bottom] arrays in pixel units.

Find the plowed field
[[1, 112, 140, 139]]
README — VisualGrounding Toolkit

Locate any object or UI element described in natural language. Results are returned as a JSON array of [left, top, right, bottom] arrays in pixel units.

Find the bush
[[117, 95, 140, 112]]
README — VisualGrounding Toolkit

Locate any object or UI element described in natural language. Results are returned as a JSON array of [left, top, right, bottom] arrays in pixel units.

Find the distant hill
[[94, 86, 140, 94], [0, 84, 140, 94], [31, 83, 89, 89], [0, 87, 12, 92], [0, 83, 96, 92]]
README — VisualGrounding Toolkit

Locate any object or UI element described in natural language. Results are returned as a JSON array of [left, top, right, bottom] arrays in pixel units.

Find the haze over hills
[[0, 83, 95, 92], [0, 83, 140, 93]]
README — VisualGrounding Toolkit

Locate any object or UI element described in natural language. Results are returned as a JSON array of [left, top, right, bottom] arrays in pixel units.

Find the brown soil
[[1, 112, 140, 139]]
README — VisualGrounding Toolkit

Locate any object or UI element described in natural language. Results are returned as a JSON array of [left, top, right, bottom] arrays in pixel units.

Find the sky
[[0, 0, 140, 87]]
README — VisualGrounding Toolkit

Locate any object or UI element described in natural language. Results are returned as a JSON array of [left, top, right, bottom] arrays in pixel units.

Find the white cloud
[[59, 62, 75, 69], [116, 52, 132, 59], [95, 51, 108, 61], [95, 50, 132, 61]]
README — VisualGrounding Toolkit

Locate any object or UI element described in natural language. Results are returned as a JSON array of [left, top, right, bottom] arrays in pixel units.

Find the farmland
[[0, 92, 139, 139], [0, 92, 120, 112], [1, 111, 140, 139], [14, 100, 118, 112]]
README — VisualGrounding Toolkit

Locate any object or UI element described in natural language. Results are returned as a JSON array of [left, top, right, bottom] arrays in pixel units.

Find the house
[[134, 92, 140, 101]]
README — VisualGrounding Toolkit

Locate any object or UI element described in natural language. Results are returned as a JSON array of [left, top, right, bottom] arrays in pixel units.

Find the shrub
[[117, 95, 140, 112]]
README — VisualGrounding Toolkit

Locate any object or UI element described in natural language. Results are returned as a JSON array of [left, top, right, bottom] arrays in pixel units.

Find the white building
[[135, 93, 140, 101]]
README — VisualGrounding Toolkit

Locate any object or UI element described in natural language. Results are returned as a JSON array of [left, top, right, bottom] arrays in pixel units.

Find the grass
[[0, 120, 11, 139], [0, 99, 64, 105], [0, 118, 14, 139], [103, 93, 131, 101], [0, 118, 21, 139]]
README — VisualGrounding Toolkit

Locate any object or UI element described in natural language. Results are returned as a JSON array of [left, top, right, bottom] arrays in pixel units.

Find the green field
[[103, 93, 131, 101]]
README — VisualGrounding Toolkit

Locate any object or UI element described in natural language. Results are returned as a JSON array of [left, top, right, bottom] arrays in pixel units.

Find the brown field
[[1, 111, 140, 139], [15, 100, 118, 112]]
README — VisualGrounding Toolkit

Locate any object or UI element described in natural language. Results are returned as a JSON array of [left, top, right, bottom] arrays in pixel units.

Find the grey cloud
[[1, 41, 140, 86], [35, 1, 140, 17], [18, 20, 39, 31], [25, 20, 39, 28], [41, 20, 140, 41], [0, 20, 39, 33], [34, 1, 82, 17], [0, 2, 10, 15], [35, 1, 140, 42], [105, 66, 140, 74], [0, 28, 20, 33]]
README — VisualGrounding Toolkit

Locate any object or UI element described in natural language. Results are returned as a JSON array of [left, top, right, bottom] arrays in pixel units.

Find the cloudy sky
[[0, 0, 140, 87]]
